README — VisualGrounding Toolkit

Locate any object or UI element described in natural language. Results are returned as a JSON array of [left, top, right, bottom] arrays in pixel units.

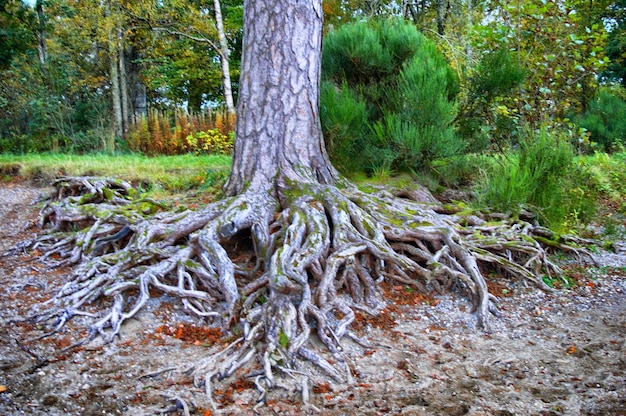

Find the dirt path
[[0, 183, 624, 416]]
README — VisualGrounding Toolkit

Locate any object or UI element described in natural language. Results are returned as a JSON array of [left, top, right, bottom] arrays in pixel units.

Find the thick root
[[13, 176, 588, 407]]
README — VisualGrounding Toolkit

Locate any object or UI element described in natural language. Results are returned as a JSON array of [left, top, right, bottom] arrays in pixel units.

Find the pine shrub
[[575, 89, 626, 152], [321, 19, 462, 176]]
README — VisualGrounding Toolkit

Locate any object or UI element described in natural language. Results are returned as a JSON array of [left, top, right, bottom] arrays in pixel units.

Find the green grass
[[0, 153, 232, 194]]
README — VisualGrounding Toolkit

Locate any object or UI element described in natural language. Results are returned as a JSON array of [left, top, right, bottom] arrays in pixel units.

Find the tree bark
[[436, 0, 448, 35], [109, 48, 123, 142], [225, 0, 338, 196]]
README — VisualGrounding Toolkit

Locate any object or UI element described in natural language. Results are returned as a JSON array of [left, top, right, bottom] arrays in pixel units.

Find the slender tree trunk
[[213, 0, 236, 116], [118, 28, 130, 137], [106, 1, 122, 146], [109, 52, 123, 140], [225, 0, 338, 196], [134, 81, 148, 121], [436, 0, 447, 35], [465, 0, 474, 63], [35, 0, 47, 67]]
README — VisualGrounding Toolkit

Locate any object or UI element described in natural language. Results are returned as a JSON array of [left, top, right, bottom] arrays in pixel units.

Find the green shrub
[[575, 89, 626, 152], [320, 82, 372, 173], [321, 19, 462, 176], [576, 151, 626, 212], [430, 153, 489, 188], [476, 127, 596, 232]]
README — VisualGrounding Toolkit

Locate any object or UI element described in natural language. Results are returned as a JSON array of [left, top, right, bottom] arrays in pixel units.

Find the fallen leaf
[[566, 345, 577, 354], [0, 385, 7, 393]]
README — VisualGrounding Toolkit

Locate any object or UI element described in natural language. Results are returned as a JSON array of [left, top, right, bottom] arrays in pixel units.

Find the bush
[[575, 88, 626, 152], [320, 82, 371, 173], [476, 127, 596, 232], [321, 19, 462, 176], [577, 151, 626, 212], [185, 129, 234, 155]]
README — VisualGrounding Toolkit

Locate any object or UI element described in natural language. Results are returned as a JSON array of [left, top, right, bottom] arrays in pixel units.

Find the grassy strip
[[0, 153, 232, 193]]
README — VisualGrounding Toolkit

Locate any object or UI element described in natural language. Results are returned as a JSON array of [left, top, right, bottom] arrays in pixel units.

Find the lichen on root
[[11, 176, 594, 409]]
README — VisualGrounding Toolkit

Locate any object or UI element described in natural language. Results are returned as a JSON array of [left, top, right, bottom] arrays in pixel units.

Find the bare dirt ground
[[0, 182, 624, 416]]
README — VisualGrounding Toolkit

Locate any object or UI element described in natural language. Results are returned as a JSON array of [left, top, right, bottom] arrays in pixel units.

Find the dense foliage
[[575, 88, 626, 151], [321, 20, 461, 175], [456, 47, 526, 151], [475, 128, 597, 232], [0, 0, 243, 153]]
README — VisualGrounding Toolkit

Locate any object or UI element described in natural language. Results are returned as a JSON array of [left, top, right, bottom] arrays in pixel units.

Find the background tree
[[0, 0, 36, 69], [0, 0, 243, 152], [127, 0, 242, 113], [0, 0, 113, 152], [472, 0, 609, 125]]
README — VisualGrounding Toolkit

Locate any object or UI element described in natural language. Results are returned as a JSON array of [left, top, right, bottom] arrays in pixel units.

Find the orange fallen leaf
[[176, 324, 184, 339], [0, 385, 7, 393], [566, 345, 577, 354], [203, 410, 212, 416]]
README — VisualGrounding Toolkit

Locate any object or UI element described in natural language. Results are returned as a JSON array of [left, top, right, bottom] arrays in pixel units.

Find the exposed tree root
[[11, 176, 594, 409]]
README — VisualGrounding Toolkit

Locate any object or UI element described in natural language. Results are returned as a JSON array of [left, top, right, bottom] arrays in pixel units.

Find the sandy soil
[[0, 183, 624, 416]]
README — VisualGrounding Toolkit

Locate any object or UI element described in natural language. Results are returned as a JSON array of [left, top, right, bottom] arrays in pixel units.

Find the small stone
[[42, 395, 58, 406]]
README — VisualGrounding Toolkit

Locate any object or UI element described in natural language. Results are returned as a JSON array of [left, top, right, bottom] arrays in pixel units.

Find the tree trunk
[[35, 0, 48, 68], [436, 0, 448, 35], [213, 0, 236, 116], [109, 50, 123, 142], [225, 0, 338, 196], [106, 1, 123, 144], [118, 28, 130, 137]]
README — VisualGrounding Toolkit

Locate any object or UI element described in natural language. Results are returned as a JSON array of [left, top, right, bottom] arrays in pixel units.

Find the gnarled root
[[15, 176, 586, 408]]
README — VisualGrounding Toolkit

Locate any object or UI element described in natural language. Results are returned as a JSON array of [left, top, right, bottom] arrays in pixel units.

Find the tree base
[[10, 176, 595, 410]]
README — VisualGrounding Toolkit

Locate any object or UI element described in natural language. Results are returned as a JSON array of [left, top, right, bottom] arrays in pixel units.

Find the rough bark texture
[[7, 0, 595, 411], [225, 0, 338, 196]]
